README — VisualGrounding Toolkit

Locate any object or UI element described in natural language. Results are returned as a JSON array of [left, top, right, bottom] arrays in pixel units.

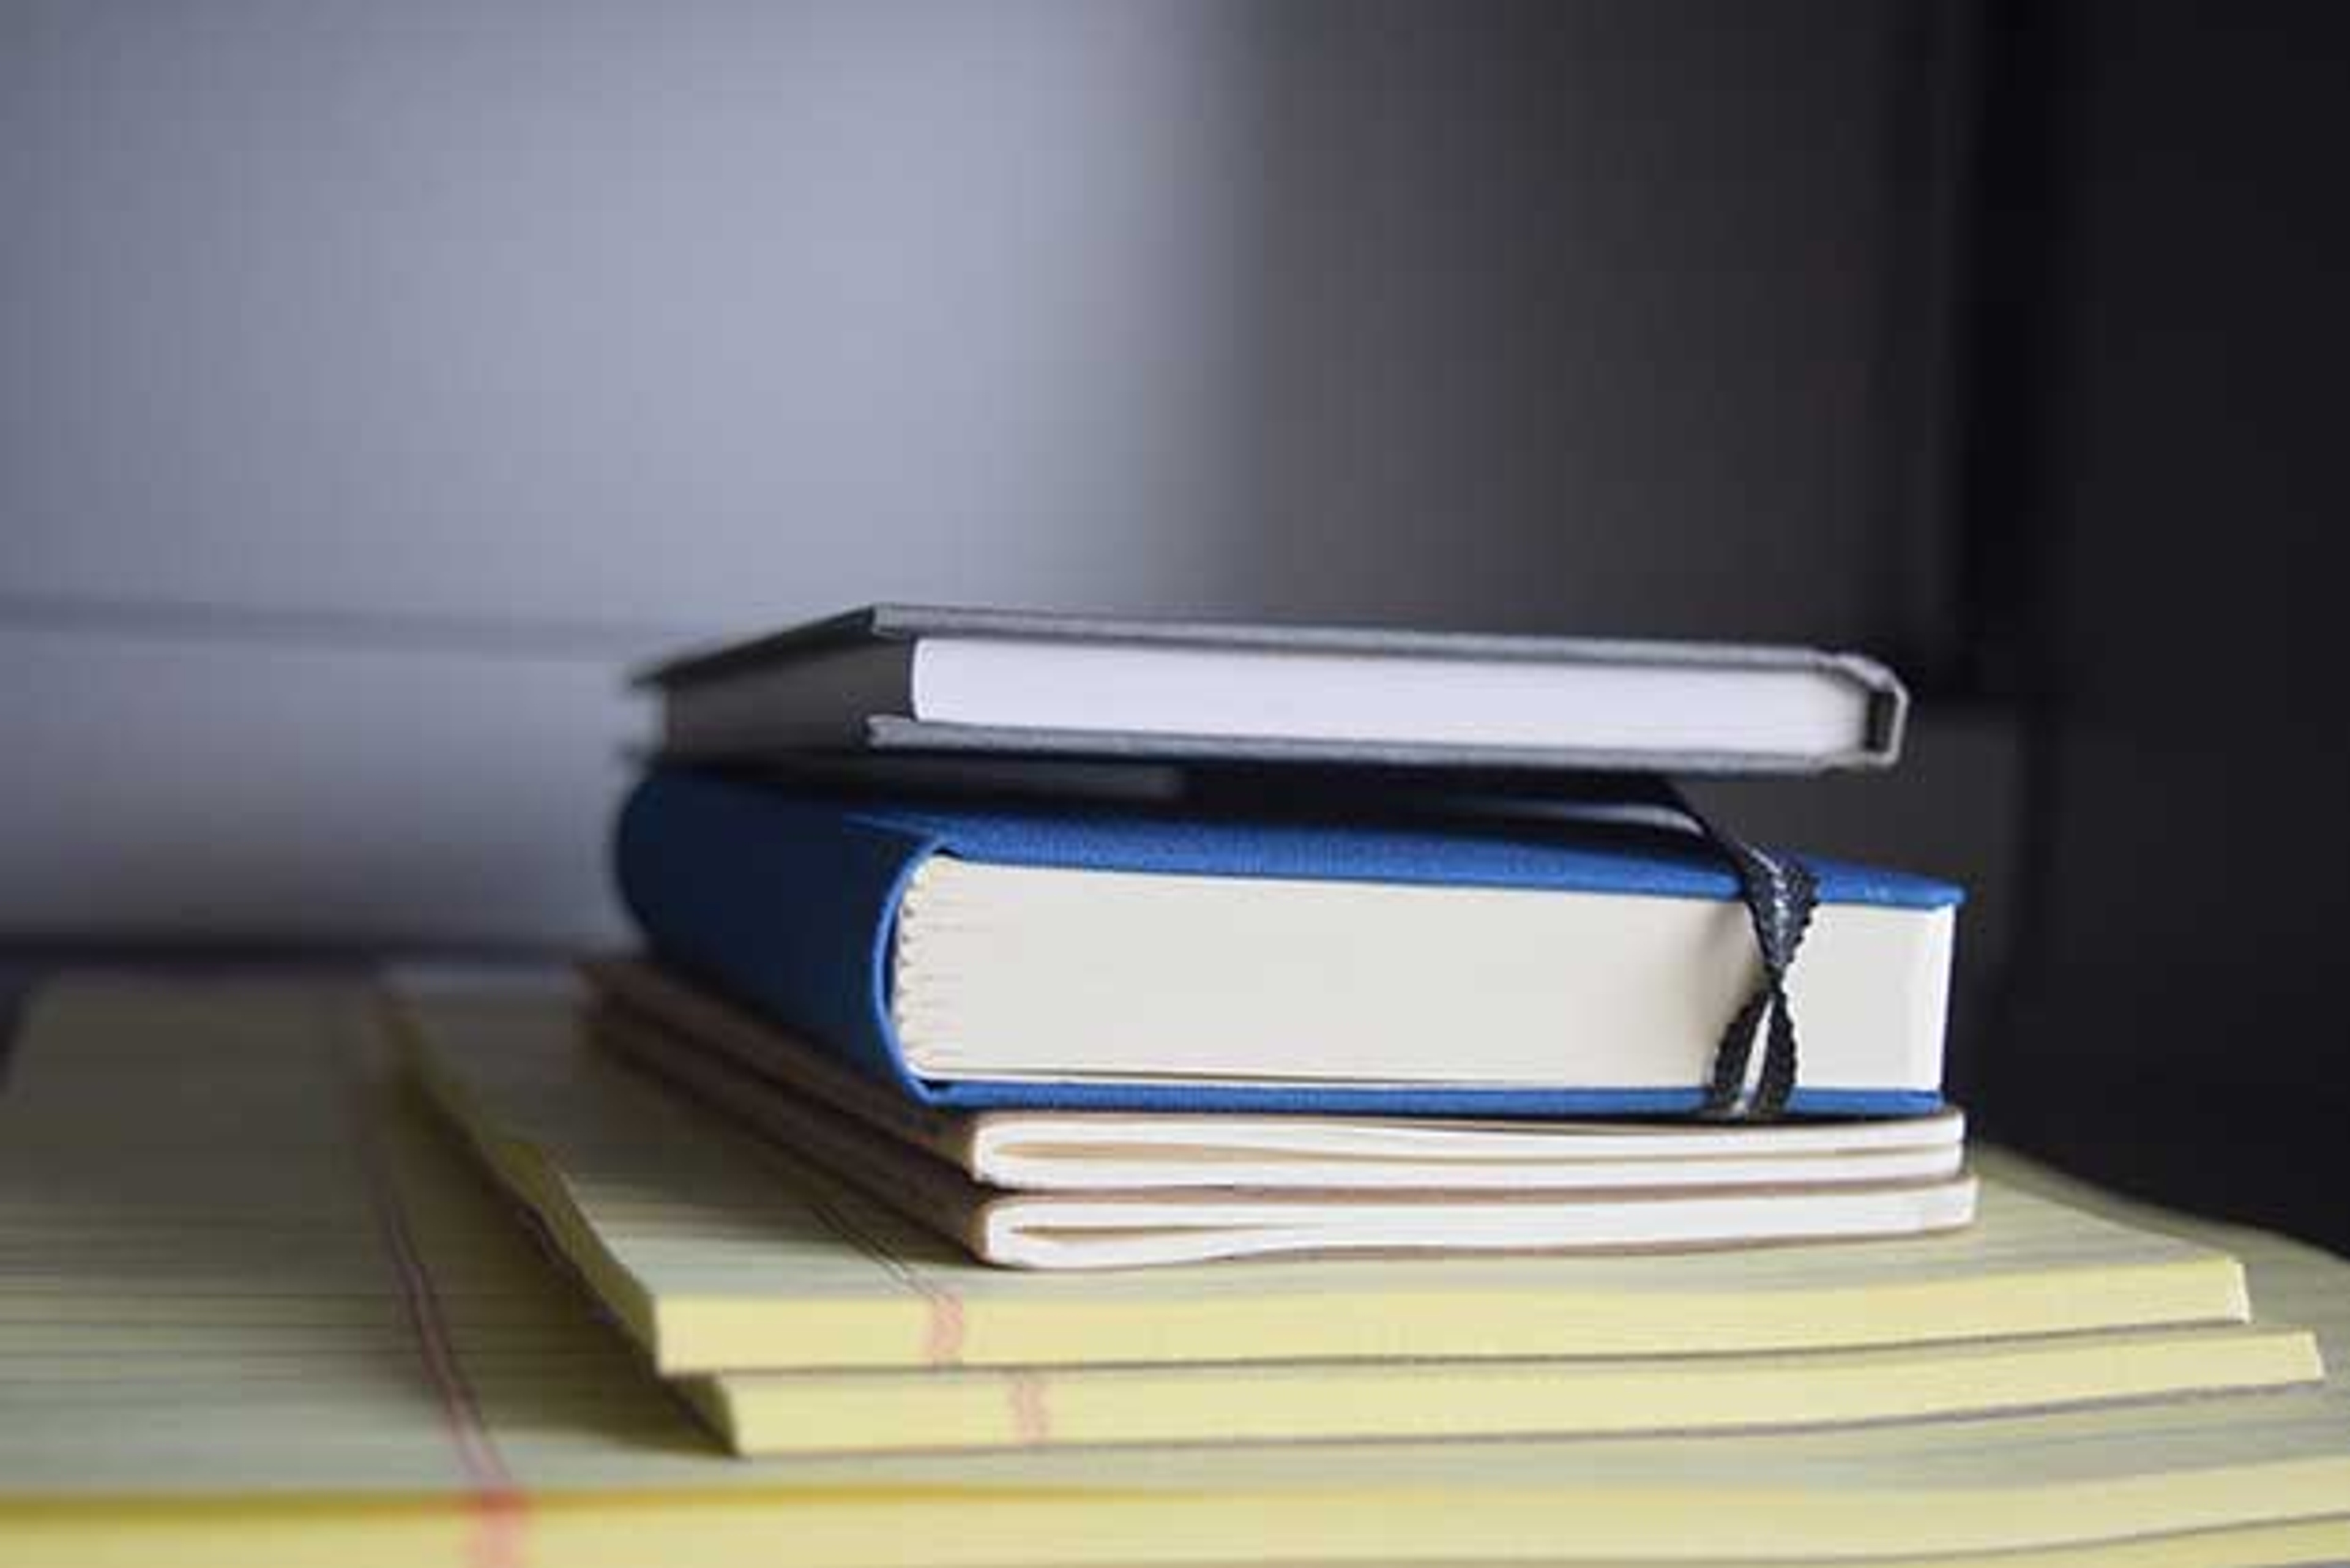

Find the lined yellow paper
[[2, 977, 2349, 1568], [679, 1324, 2322, 1455]]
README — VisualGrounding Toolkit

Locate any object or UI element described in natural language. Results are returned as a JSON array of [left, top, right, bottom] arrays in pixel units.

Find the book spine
[[613, 770, 942, 1103]]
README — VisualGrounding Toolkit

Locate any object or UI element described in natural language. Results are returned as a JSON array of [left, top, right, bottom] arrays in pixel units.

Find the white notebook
[[557, 995, 1977, 1270]]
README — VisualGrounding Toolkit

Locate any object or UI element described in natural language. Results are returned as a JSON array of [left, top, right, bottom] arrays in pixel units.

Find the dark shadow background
[[1937, 0, 2350, 1252], [4, 1, 2346, 1250]]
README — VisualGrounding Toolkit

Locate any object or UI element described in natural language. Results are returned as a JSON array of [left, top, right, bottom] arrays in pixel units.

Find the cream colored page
[[892, 857, 1949, 1094], [0, 976, 2346, 1546]]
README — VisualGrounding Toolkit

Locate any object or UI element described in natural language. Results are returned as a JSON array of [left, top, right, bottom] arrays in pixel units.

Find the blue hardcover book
[[614, 769, 1961, 1118]]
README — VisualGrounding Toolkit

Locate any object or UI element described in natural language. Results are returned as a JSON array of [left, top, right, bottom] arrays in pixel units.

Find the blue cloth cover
[[614, 768, 1963, 1117]]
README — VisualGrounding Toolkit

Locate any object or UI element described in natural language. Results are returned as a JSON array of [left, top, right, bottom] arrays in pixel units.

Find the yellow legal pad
[[2, 977, 2348, 1568], [677, 1325, 2322, 1456]]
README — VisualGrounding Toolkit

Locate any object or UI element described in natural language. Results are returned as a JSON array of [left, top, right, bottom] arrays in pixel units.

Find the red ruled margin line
[[348, 1018, 529, 1568]]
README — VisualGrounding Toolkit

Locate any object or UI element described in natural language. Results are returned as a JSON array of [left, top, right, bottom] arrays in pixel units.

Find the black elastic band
[[1660, 786, 1820, 1119], [1528, 775, 1818, 1119]]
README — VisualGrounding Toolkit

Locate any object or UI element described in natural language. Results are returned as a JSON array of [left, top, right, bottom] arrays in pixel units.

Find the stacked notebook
[[599, 605, 1975, 1274], [596, 788, 1974, 1266]]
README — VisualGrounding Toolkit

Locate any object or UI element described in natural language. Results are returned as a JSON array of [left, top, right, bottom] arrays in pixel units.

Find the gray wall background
[[3, 1, 2005, 952]]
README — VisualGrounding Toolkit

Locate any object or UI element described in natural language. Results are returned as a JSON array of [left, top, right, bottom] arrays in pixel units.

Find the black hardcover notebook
[[641, 605, 1907, 775]]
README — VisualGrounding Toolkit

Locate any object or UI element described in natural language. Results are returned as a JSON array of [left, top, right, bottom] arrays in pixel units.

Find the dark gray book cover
[[641, 603, 1908, 775]]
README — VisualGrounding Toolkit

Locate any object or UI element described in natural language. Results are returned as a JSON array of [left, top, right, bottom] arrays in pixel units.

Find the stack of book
[[6, 607, 2348, 1563], [594, 604, 1977, 1269], [393, 605, 2330, 1468]]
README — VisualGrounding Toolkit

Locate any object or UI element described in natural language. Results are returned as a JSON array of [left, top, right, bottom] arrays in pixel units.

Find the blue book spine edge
[[614, 770, 1942, 1119]]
